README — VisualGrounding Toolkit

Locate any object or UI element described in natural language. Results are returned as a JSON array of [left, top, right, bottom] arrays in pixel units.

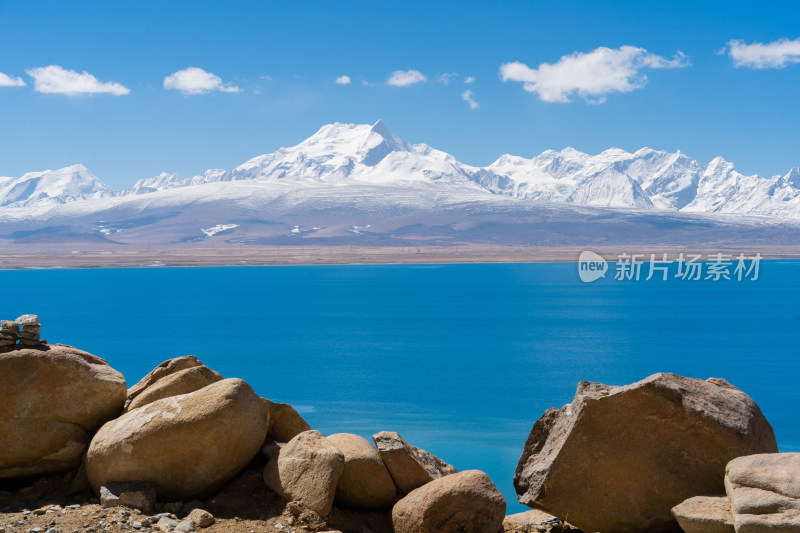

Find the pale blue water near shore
[[3, 261, 800, 512]]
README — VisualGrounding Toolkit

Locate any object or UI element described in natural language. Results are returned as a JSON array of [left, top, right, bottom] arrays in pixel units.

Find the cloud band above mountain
[[26, 65, 130, 96], [164, 67, 241, 95], [501, 46, 689, 103], [724, 38, 800, 69]]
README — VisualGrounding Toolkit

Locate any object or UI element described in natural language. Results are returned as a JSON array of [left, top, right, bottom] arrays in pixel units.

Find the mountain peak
[[785, 167, 800, 188], [370, 119, 391, 136]]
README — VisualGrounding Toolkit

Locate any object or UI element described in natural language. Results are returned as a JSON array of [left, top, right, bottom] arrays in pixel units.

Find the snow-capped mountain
[[0, 164, 111, 207], [2, 120, 800, 222]]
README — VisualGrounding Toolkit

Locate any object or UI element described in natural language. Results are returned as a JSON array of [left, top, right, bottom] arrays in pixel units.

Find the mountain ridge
[[2, 120, 800, 221]]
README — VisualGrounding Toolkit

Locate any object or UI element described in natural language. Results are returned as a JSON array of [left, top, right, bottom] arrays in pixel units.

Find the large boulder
[[263, 430, 344, 516], [0, 345, 127, 478], [372, 431, 457, 494], [672, 496, 734, 533], [264, 399, 311, 442], [86, 378, 268, 501], [514, 373, 778, 533], [326, 433, 397, 510], [725, 453, 800, 532], [391, 470, 506, 533], [125, 365, 222, 412], [125, 355, 204, 409]]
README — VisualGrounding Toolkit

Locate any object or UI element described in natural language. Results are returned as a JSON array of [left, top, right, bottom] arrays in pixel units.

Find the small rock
[[139, 519, 151, 528], [172, 520, 194, 533], [29, 529, 43, 533], [155, 518, 177, 533], [187, 510, 214, 528], [33, 509, 47, 516], [46, 528, 59, 533], [100, 482, 157, 513], [15, 314, 39, 326], [130, 522, 142, 530]]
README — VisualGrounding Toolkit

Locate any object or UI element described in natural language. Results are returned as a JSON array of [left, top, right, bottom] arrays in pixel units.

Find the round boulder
[[392, 470, 506, 533], [263, 430, 344, 516], [125, 365, 223, 412], [327, 433, 397, 510], [86, 378, 268, 501], [0, 345, 127, 478], [124, 355, 204, 409]]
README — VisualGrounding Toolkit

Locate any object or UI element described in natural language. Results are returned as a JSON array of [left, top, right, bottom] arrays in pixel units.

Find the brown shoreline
[[2, 244, 800, 270]]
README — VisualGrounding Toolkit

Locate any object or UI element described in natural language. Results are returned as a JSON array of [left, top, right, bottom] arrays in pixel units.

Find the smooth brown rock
[[672, 496, 735, 533], [326, 433, 397, 510], [86, 378, 268, 501], [263, 430, 344, 516], [125, 365, 223, 412], [514, 373, 778, 533], [264, 399, 312, 442], [0, 345, 127, 478], [391, 470, 506, 533], [726, 453, 800, 533], [125, 355, 204, 409], [372, 431, 457, 494]]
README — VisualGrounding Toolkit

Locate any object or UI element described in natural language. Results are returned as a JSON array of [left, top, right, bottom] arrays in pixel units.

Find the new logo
[[578, 251, 608, 283]]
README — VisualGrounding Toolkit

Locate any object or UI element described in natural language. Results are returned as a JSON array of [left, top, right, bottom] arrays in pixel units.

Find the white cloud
[[724, 38, 800, 69], [436, 72, 458, 84], [461, 89, 479, 110], [500, 46, 689, 103], [163, 67, 241, 95], [26, 65, 129, 95], [463, 76, 475, 84], [387, 69, 426, 87], [335, 75, 351, 85], [0, 72, 25, 87]]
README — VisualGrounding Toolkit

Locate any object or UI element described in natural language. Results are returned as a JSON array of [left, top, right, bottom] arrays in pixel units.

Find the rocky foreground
[[1, 335, 798, 533]]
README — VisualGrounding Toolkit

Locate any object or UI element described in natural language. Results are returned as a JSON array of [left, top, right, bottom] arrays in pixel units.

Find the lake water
[[3, 261, 799, 512]]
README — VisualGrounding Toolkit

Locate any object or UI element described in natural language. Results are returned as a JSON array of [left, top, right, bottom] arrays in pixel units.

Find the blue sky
[[1, 0, 800, 188]]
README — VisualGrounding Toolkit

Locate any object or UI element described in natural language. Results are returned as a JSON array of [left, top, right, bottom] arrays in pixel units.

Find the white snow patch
[[201, 223, 239, 237]]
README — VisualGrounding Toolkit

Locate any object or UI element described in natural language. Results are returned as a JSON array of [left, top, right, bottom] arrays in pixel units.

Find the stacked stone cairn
[[0, 314, 44, 350], [0, 319, 19, 352]]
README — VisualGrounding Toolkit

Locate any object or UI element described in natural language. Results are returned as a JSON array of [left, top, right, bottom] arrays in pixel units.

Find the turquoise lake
[[4, 261, 799, 512]]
